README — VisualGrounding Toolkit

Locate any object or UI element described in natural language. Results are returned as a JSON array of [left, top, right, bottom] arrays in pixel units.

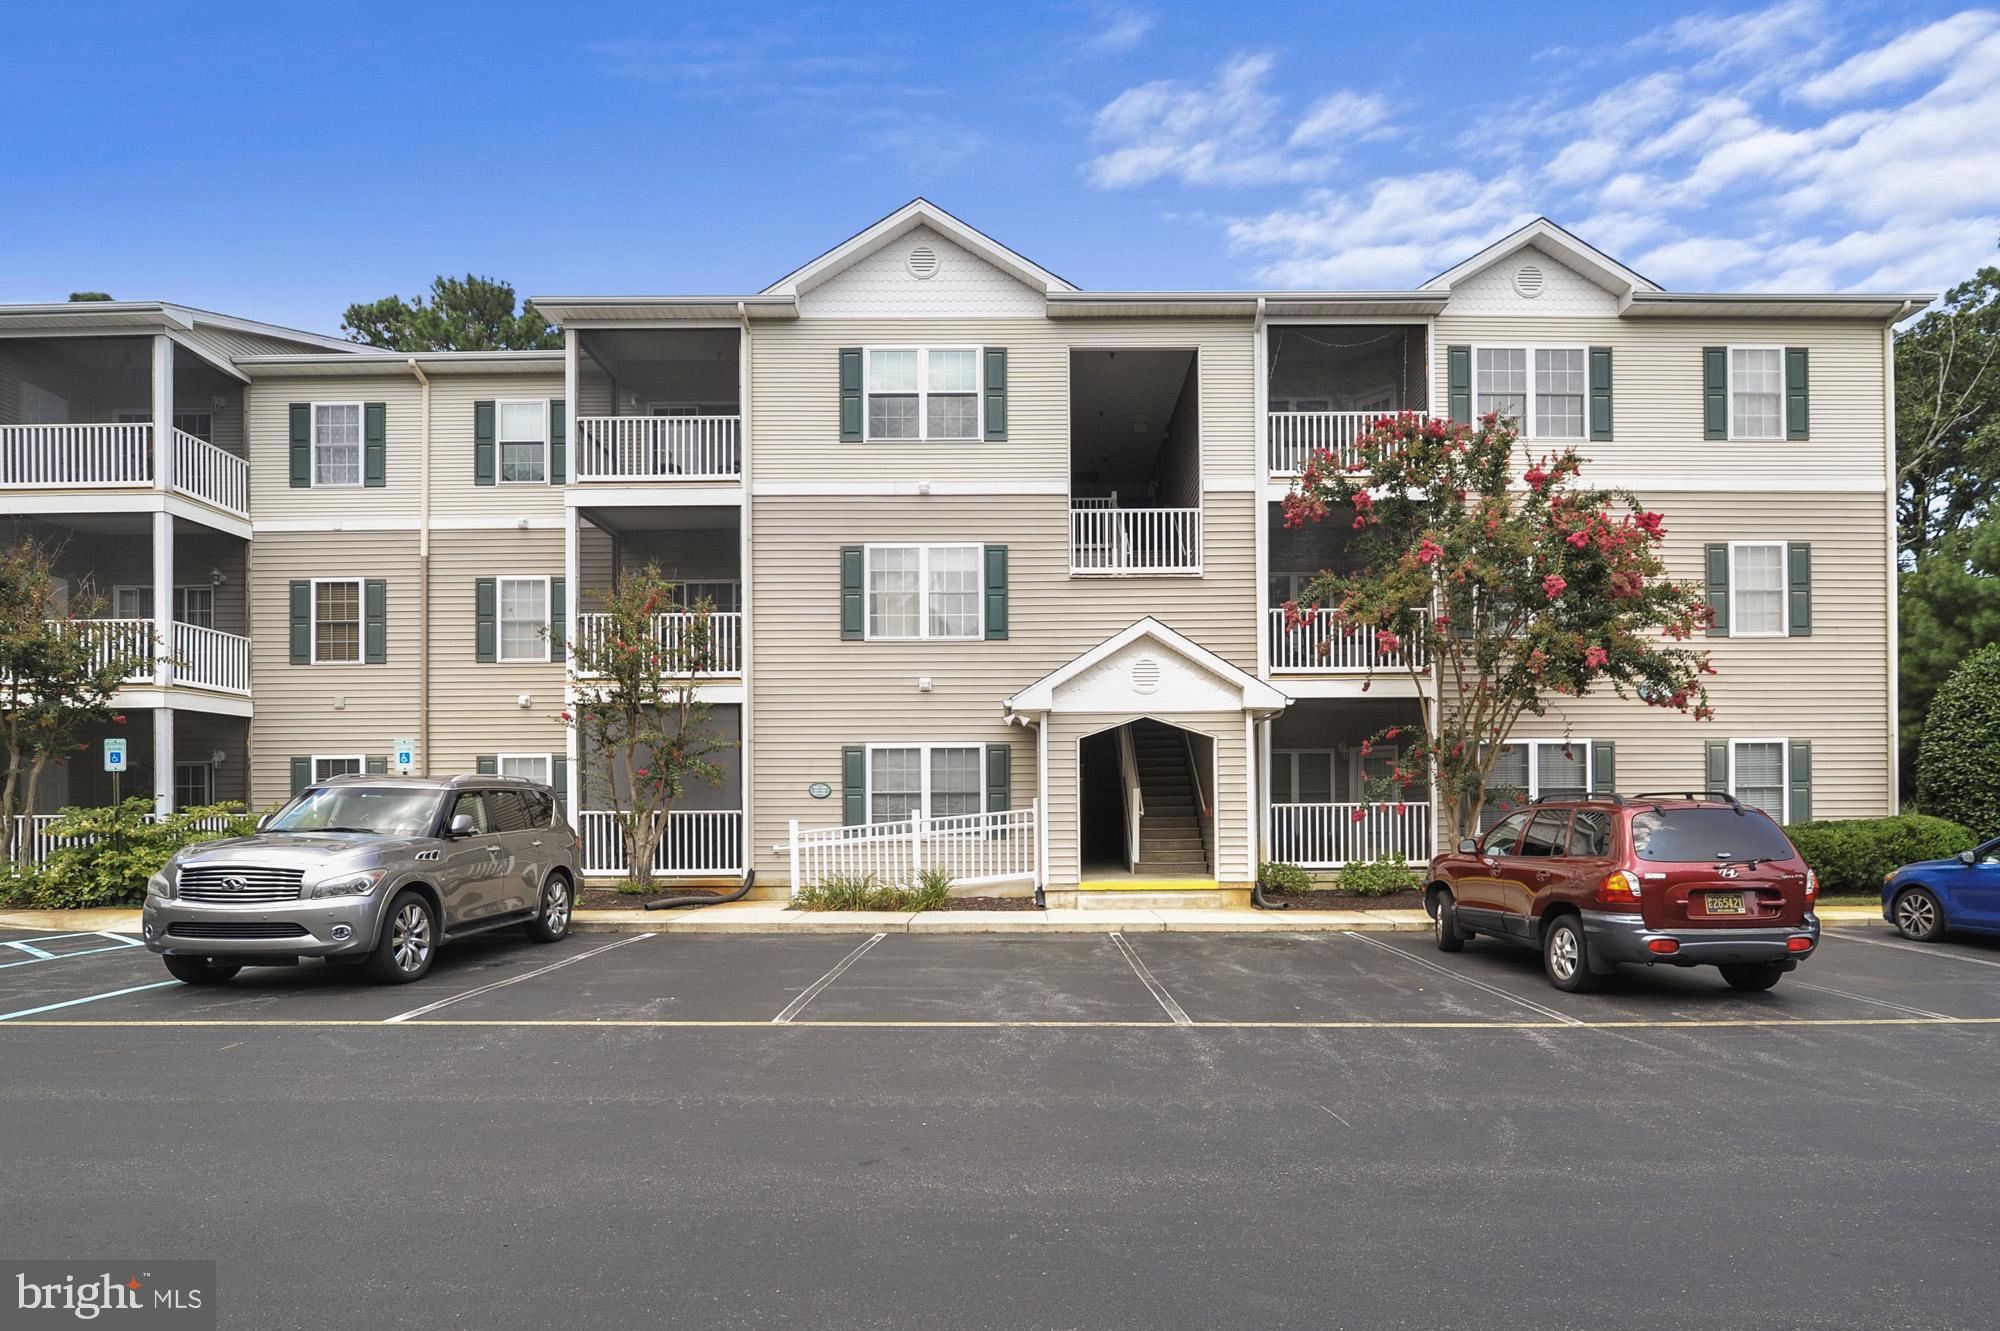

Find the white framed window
[[111, 585, 214, 627], [1480, 738, 1593, 830], [1728, 541, 1787, 637], [311, 578, 363, 665], [1351, 744, 1403, 798], [1473, 346, 1587, 439], [174, 761, 214, 811], [497, 399, 548, 484], [497, 576, 550, 663], [118, 409, 213, 441], [312, 402, 363, 487], [312, 754, 364, 782], [865, 743, 984, 823], [112, 585, 151, 620], [676, 580, 741, 614], [865, 346, 982, 442], [864, 544, 983, 641], [498, 753, 552, 784], [1729, 738, 1788, 822], [1729, 347, 1785, 441], [1270, 750, 1335, 804]]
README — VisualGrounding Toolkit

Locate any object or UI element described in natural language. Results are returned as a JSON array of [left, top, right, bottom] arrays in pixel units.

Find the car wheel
[[163, 955, 240, 985], [1719, 962, 1786, 991], [1892, 886, 1947, 942], [1432, 888, 1466, 952], [365, 890, 438, 984], [1542, 915, 1602, 993], [524, 873, 573, 943]]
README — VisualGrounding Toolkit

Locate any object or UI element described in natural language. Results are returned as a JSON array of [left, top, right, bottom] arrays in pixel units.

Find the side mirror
[[1959, 849, 1975, 865], [1458, 837, 1479, 854], [448, 813, 475, 838]]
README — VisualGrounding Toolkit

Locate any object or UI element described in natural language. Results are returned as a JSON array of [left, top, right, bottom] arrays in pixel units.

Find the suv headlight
[[146, 868, 175, 901], [308, 868, 390, 900]]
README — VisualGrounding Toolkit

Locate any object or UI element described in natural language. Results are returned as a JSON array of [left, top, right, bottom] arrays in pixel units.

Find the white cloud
[[1797, 10, 2000, 105], [1085, 9, 1154, 54], [1225, 172, 1535, 286], [1290, 91, 1390, 147]]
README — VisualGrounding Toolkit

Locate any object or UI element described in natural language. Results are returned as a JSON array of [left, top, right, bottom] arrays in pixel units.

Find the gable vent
[[906, 245, 940, 280], [1513, 263, 1545, 298], [1131, 658, 1162, 694]]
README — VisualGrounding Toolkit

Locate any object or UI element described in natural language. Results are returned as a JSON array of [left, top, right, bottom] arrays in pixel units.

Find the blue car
[[1883, 839, 2000, 941]]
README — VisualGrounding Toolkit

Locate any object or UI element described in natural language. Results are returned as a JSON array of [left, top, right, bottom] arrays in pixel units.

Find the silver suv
[[143, 774, 579, 986]]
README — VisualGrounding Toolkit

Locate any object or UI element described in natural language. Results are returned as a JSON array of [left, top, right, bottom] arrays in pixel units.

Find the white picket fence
[[1266, 802, 1434, 868], [1268, 608, 1430, 673], [574, 415, 741, 480], [4, 813, 235, 866], [575, 809, 744, 877], [1268, 411, 1424, 476], [787, 804, 1038, 894]]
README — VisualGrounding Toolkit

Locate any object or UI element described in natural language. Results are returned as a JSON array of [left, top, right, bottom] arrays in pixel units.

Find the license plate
[[1706, 891, 1747, 915]]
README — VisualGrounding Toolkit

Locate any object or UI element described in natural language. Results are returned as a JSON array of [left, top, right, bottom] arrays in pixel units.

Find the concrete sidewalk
[[1, 902, 1888, 937]]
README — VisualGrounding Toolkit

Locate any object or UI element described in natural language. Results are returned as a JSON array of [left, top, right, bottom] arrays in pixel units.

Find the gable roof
[[1003, 617, 1289, 718], [760, 198, 1079, 298], [1421, 217, 1663, 296]]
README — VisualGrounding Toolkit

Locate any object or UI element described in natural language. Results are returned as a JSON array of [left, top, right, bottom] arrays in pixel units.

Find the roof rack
[[1531, 792, 1630, 805], [1631, 790, 1742, 808]]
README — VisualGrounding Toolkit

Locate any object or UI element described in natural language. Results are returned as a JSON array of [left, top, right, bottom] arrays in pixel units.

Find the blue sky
[[4, 0, 1996, 334]]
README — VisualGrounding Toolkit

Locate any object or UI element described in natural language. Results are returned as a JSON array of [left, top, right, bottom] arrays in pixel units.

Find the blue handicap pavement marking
[[0, 979, 181, 1022]]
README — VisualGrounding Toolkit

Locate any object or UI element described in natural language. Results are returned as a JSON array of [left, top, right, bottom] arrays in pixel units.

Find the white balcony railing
[[785, 805, 1039, 894], [576, 810, 744, 877], [573, 611, 742, 676], [1267, 802, 1434, 868], [575, 415, 741, 481], [1268, 411, 1426, 476], [50, 619, 156, 682], [171, 429, 249, 518], [1268, 608, 1429, 673], [173, 623, 251, 694], [1070, 507, 1202, 575], [0, 423, 152, 488]]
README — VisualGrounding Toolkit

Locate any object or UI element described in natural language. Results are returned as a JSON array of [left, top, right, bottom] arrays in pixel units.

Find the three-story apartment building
[[1, 202, 1926, 903]]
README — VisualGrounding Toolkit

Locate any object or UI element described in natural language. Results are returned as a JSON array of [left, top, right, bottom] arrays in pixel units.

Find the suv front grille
[[167, 921, 311, 940], [178, 866, 304, 903]]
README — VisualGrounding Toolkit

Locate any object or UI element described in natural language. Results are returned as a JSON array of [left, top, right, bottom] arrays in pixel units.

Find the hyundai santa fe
[[143, 774, 579, 985], [1425, 792, 1821, 992]]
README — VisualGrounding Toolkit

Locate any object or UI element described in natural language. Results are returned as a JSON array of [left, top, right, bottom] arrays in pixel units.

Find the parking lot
[[5, 921, 1999, 1329]]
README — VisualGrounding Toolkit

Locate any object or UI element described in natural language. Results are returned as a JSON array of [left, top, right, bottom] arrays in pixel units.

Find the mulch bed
[[932, 895, 1043, 912], [1266, 888, 1428, 911], [577, 888, 1044, 912]]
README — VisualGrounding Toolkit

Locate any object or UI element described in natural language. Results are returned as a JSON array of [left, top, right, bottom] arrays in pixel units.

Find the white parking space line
[[384, 934, 654, 1024], [772, 934, 887, 1024], [1827, 930, 2000, 970], [1789, 979, 1953, 1021], [2, 940, 56, 960], [0, 934, 146, 972], [1110, 933, 1192, 1025], [1342, 931, 1584, 1025], [0, 980, 180, 1022]]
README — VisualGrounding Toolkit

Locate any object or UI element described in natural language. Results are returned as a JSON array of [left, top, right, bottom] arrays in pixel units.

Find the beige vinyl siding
[[423, 530, 567, 775], [246, 375, 422, 522], [750, 316, 1256, 487], [1043, 711, 1249, 887], [427, 375, 565, 522], [1432, 316, 1889, 490], [747, 491, 1258, 879]]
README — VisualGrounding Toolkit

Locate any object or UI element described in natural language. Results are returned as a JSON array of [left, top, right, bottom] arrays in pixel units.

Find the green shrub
[[907, 866, 954, 912], [1917, 644, 2000, 832], [4, 799, 257, 908], [794, 868, 957, 912], [1781, 814, 1978, 894], [1258, 861, 1316, 896], [1337, 854, 1422, 898]]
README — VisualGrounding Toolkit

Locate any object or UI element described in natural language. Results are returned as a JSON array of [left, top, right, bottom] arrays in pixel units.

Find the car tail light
[[1805, 868, 1818, 900], [1787, 936, 1814, 953], [1646, 938, 1680, 955], [1597, 870, 1642, 905]]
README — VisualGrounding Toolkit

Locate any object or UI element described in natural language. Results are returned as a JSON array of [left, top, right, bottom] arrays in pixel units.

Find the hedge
[[1781, 814, 1979, 895], [1916, 643, 2000, 832]]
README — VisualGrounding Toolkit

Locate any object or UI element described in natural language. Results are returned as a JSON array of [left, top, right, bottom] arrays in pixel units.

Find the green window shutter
[[1590, 741, 1616, 795], [363, 402, 386, 487], [550, 754, 568, 808], [840, 546, 864, 640], [475, 578, 497, 662], [549, 577, 566, 662], [476, 755, 498, 776], [1785, 347, 1809, 440], [364, 579, 388, 664], [1588, 346, 1613, 441], [1705, 740, 1728, 793], [289, 404, 312, 487], [983, 347, 1008, 441], [1787, 543, 1812, 637], [473, 400, 496, 486], [365, 755, 388, 775], [1446, 345, 1471, 425], [841, 745, 866, 826], [1704, 543, 1730, 637], [985, 744, 1010, 813], [1787, 740, 1812, 823], [1702, 347, 1728, 440], [838, 348, 863, 442], [983, 545, 1008, 640], [289, 580, 311, 664], [548, 399, 566, 485], [289, 756, 311, 795]]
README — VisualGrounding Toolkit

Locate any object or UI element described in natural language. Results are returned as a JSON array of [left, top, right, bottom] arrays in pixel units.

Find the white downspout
[[562, 330, 581, 818], [1253, 296, 1270, 684], [737, 301, 755, 878], [408, 358, 432, 776]]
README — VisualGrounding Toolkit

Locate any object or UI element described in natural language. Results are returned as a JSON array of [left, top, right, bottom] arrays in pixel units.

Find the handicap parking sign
[[393, 738, 416, 775], [103, 738, 127, 772]]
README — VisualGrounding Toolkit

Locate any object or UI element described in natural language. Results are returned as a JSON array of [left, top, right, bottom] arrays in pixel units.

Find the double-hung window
[[497, 577, 550, 662], [1729, 348, 1784, 440], [312, 754, 363, 782], [312, 579, 362, 664], [498, 753, 552, 784], [1728, 542, 1786, 636], [1474, 347, 1586, 439], [313, 403, 362, 487], [865, 347, 980, 441], [867, 744, 983, 823], [112, 585, 214, 627], [1270, 750, 1335, 804], [865, 545, 982, 640], [1480, 738, 1593, 830], [1729, 739, 1787, 821], [497, 400, 548, 483]]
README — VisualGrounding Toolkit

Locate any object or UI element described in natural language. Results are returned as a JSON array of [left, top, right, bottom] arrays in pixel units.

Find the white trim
[[1468, 344, 1588, 440], [310, 753, 365, 782], [1488, 738, 1595, 803], [1726, 737, 1790, 824], [861, 742, 986, 823], [308, 577, 365, 665], [310, 401, 365, 489], [862, 345, 983, 443], [496, 753, 553, 784], [1726, 540, 1789, 638], [760, 198, 1076, 297], [861, 543, 984, 642], [1725, 345, 1789, 443], [495, 575, 554, 663], [752, 480, 1068, 497], [1422, 218, 1660, 294], [1006, 616, 1290, 717], [495, 397, 551, 485]]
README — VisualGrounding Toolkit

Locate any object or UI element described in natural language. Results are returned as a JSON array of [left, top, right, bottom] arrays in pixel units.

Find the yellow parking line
[[0, 1016, 1994, 1030]]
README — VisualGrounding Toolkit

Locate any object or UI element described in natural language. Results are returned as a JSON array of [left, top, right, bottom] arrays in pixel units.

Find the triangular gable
[[1005, 617, 1289, 718], [1421, 217, 1661, 295], [762, 198, 1078, 298]]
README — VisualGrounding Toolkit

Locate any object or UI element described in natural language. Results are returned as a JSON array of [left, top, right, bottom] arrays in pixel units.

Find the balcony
[[573, 325, 741, 485], [1070, 506, 1203, 576], [1268, 410, 1428, 477], [573, 415, 741, 481], [1, 423, 152, 488], [574, 610, 743, 676], [50, 619, 252, 696], [1266, 322, 1429, 479], [1268, 607, 1427, 673], [171, 429, 249, 517], [1267, 802, 1434, 867], [59, 618, 155, 683]]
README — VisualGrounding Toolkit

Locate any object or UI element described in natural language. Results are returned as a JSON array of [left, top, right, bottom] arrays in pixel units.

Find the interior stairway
[[1129, 719, 1212, 876]]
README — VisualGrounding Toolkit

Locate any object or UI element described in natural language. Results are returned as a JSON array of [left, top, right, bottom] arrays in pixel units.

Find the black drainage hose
[[1251, 878, 1290, 910], [643, 869, 757, 911]]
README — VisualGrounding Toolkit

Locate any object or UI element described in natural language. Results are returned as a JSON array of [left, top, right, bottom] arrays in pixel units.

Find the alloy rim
[[1897, 893, 1937, 936], [545, 880, 571, 933], [1550, 927, 1579, 980], [392, 902, 432, 972]]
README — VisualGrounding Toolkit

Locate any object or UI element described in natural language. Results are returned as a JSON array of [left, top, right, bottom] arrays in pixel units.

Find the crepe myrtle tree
[[1281, 411, 1716, 842], [561, 565, 732, 890]]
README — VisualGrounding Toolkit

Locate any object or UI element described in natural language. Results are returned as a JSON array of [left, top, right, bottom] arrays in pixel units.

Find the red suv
[[1425, 793, 1820, 993]]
